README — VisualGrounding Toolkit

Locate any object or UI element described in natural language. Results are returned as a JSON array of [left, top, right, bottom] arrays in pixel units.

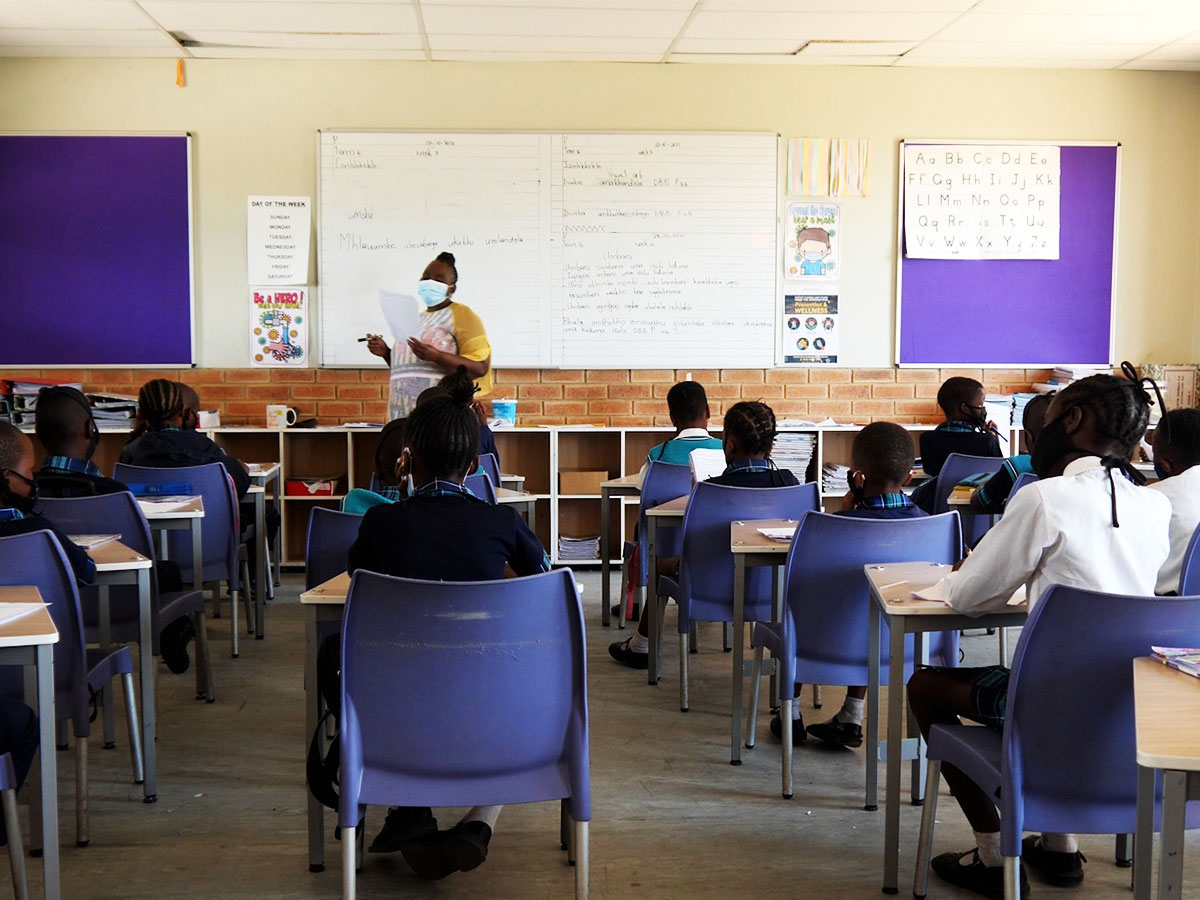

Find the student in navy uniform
[[633, 381, 723, 488], [908, 370, 1170, 898], [322, 368, 549, 881], [783, 422, 925, 751], [341, 418, 407, 514], [912, 376, 1003, 512], [609, 401, 798, 669], [0, 422, 95, 584], [970, 393, 1051, 515], [34, 386, 129, 497]]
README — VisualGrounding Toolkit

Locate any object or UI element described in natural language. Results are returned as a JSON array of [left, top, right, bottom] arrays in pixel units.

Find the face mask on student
[[1030, 411, 1078, 479], [417, 279, 449, 308], [1, 470, 38, 515]]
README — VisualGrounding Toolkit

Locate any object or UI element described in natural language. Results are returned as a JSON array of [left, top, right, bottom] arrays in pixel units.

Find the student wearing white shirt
[[1148, 408, 1200, 594], [908, 369, 1170, 900]]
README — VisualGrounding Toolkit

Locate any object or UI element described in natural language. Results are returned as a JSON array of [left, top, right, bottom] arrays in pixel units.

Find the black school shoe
[[160, 617, 195, 675], [931, 848, 1030, 900], [369, 806, 437, 854], [769, 714, 807, 745], [1022, 835, 1086, 886], [608, 638, 649, 669], [610, 602, 639, 622], [806, 716, 864, 749], [401, 821, 492, 880]]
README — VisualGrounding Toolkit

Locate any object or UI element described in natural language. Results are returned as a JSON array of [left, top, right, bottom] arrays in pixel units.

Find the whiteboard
[[317, 131, 777, 369]]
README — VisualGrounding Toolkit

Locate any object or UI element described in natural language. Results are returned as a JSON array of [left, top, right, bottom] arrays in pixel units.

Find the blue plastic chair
[[659, 481, 820, 715], [913, 585, 1200, 900], [38, 493, 214, 703], [748, 511, 962, 798], [304, 507, 363, 591], [338, 569, 591, 899], [464, 472, 498, 504], [1007, 471, 1038, 503], [0, 752, 26, 898], [932, 453, 1008, 548], [1176, 523, 1200, 596], [478, 452, 501, 487], [113, 462, 251, 658], [617, 461, 692, 628], [0, 531, 143, 848]]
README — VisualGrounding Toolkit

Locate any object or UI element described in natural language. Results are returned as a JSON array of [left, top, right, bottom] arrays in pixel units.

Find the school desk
[[247, 461, 283, 595], [863, 563, 1028, 894], [0, 587, 59, 900], [138, 495, 204, 591], [89, 540, 159, 803], [1133, 655, 1200, 900], [499, 473, 525, 491], [645, 494, 690, 685], [599, 474, 641, 626]]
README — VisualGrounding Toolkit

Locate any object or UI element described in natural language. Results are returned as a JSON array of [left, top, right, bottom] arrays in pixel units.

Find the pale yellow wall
[[1, 58, 1198, 368]]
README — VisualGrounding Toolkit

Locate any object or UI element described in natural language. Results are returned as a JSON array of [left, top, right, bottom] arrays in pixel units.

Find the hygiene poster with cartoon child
[[782, 292, 839, 365], [785, 202, 840, 280], [250, 287, 309, 367]]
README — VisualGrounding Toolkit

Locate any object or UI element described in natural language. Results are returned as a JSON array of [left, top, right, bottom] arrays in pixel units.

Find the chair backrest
[[478, 452, 501, 486], [0, 531, 88, 726], [464, 472, 498, 504], [1007, 472, 1038, 503], [304, 507, 363, 590], [678, 480, 820, 626], [932, 453, 1008, 547], [338, 568, 590, 825], [783, 511, 962, 686], [632, 461, 693, 585], [1177, 522, 1200, 595], [1002, 585, 1200, 842], [112, 462, 239, 585], [367, 473, 382, 494]]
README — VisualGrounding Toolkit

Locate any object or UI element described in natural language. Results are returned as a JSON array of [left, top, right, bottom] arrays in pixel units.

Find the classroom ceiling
[[1, 0, 1199, 71]]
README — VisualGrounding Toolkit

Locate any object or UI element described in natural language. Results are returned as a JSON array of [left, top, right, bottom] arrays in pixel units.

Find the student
[[416, 367, 500, 468], [326, 371, 549, 880], [34, 386, 128, 497], [634, 381, 723, 490], [1149, 407, 1200, 594], [782, 422, 925, 749], [341, 418, 407, 514], [178, 383, 201, 430], [365, 252, 493, 419], [970, 393, 1051, 515], [912, 376, 1003, 512], [0, 422, 95, 584], [907, 370, 1170, 898], [609, 401, 798, 669]]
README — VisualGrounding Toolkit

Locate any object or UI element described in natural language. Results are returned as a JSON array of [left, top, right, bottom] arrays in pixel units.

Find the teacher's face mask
[[418, 279, 449, 308]]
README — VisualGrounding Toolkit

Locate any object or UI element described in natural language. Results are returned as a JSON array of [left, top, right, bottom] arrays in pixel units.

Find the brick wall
[[2, 366, 1052, 427]]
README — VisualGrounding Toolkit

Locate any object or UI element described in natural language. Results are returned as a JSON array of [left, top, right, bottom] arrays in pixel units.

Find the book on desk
[[1152, 646, 1200, 679]]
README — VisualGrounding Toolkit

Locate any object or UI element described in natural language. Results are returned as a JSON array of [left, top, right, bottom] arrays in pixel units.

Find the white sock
[[974, 831, 1003, 868], [791, 699, 803, 720], [627, 632, 648, 654], [460, 805, 502, 830], [837, 695, 865, 725], [1041, 833, 1079, 854]]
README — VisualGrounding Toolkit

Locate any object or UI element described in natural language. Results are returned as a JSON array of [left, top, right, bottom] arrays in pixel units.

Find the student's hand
[[471, 400, 488, 425], [407, 336, 443, 365], [985, 419, 1000, 435], [365, 334, 389, 359]]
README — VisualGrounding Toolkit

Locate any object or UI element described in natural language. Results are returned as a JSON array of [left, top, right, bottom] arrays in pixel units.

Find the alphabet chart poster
[[250, 287, 309, 367], [903, 144, 1059, 260], [785, 202, 839, 280]]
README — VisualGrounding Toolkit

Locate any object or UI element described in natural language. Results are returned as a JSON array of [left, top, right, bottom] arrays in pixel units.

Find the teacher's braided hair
[[723, 401, 778, 457], [435, 251, 458, 284], [138, 379, 185, 430], [405, 366, 478, 480]]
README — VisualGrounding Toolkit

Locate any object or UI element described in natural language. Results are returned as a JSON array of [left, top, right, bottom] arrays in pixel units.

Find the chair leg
[[230, 587, 240, 659], [688, 620, 698, 654], [559, 800, 569, 851], [242, 556, 254, 635], [101, 684, 116, 749], [54, 719, 68, 751], [913, 759, 942, 899], [812, 683, 822, 709], [745, 643, 764, 749], [341, 824, 356, 900], [565, 808, 576, 865], [2, 788, 27, 900], [1002, 856, 1020, 900], [193, 611, 215, 702], [210, 581, 221, 619], [723, 622, 733, 652], [75, 736, 88, 847], [574, 819, 589, 900], [781, 698, 794, 799], [617, 561, 628, 629], [678, 634, 689, 712], [121, 673, 145, 785], [1115, 832, 1133, 867]]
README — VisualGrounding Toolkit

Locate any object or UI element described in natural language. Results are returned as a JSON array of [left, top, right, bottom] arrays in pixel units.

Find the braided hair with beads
[[137, 379, 185, 430], [723, 401, 778, 457], [404, 366, 479, 481]]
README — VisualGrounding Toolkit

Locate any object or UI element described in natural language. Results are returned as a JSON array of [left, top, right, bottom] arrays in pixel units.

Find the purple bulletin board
[[897, 143, 1118, 367], [0, 135, 193, 366]]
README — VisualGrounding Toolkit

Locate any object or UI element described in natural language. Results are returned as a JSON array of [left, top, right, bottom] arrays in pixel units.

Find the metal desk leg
[[730, 554, 746, 766], [646, 516, 659, 686], [305, 607, 325, 872], [883, 613, 907, 893], [1133, 764, 1154, 900], [255, 488, 267, 640], [271, 470, 283, 589], [32, 646, 59, 900], [527, 501, 536, 544], [137, 567, 157, 802], [190, 518, 204, 592], [1159, 770, 1188, 899], [910, 632, 927, 805], [601, 487, 611, 627], [865, 600, 882, 812]]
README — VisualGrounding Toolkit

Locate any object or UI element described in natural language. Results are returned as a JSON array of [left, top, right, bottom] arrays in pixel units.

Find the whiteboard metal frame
[[0, 131, 196, 369], [894, 138, 1120, 369], [315, 128, 780, 370]]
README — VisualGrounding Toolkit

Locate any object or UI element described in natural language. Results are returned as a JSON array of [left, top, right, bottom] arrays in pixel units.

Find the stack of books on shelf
[[87, 393, 138, 422], [821, 462, 850, 495], [557, 535, 600, 561], [773, 432, 816, 483], [4, 379, 84, 425]]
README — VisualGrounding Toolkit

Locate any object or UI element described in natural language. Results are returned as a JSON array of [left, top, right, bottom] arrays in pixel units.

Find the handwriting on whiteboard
[[903, 144, 1060, 260]]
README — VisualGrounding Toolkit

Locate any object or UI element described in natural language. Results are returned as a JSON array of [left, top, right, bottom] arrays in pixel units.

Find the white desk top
[[646, 495, 689, 518], [601, 474, 642, 490], [0, 587, 58, 647], [495, 488, 534, 504], [730, 518, 797, 555], [1134, 656, 1200, 771], [137, 496, 204, 519], [90, 540, 153, 572], [300, 572, 350, 606], [864, 562, 1027, 617], [247, 462, 281, 481]]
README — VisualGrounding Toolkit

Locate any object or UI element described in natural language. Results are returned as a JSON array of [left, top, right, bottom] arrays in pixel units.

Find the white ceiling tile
[[430, 34, 671, 53], [139, 2, 420, 34], [893, 55, 1125, 69], [672, 37, 803, 54], [178, 30, 424, 49], [422, 0, 694, 6], [0, 0, 152, 29], [0, 28, 176, 47], [421, 6, 689, 37], [430, 48, 662, 61], [1121, 57, 1200, 69], [973, 0, 1200, 14], [934, 13, 1200, 45], [0, 44, 181, 57], [698, 0, 972, 10], [684, 11, 957, 42], [800, 40, 916, 56], [906, 40, 1159, 60], [668, 51, 901, 65], [191, 45, 426, 58]]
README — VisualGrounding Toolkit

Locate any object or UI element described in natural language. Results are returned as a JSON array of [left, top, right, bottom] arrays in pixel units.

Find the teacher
[[366, 251, 493, 419]]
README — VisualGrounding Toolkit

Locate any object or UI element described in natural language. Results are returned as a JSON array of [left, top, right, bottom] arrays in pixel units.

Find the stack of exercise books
[[773, 432, 816, 483], [557, 535, 600, 562], [1151, 646, 1200, 679], [5, 379, 84, 425], [87, 393, 138, 421], [1011, 393, 1038, 427], [821, 462, 850, 495]]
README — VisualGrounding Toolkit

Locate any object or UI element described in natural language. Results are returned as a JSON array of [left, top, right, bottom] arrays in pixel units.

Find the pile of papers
[[4, 379, 84, 425], [822, 462, 850, 495], [557, 535, 600, 561], [773, 432, 816, 483], [1011, 392, 1039, 428], [87, 393, 137, 421]]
